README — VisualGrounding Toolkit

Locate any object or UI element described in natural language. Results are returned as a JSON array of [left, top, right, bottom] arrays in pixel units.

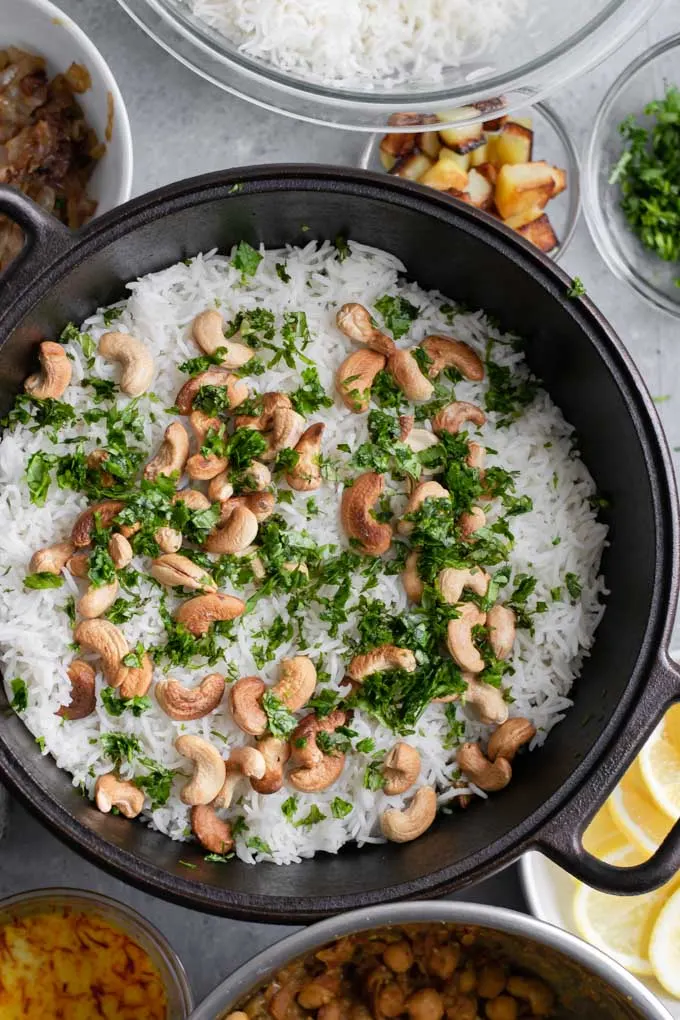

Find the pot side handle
[[0, 187, 73, 310], [534, 651, 680, 894]]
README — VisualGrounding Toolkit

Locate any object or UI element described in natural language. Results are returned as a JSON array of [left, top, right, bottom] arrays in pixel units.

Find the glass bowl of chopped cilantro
[[584, 35, 680, 316]]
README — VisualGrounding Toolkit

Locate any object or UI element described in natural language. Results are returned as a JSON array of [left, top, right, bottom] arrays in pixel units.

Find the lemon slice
[[582, 800, 618, 857], [607, 758, 673, 854], [573, 842, 669, 975], [639, 704, 680, 821], [650, 885, 680, 996]]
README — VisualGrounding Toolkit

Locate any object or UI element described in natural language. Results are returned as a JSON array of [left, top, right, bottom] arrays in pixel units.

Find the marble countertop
[[2, 0, 680, 1008]]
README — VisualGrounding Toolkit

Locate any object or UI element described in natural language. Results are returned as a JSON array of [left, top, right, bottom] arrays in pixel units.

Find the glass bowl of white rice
[[115, 0, 659, 131]]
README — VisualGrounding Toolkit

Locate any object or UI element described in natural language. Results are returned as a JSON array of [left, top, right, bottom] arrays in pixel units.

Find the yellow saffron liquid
[[0, 906, 167, 1019]]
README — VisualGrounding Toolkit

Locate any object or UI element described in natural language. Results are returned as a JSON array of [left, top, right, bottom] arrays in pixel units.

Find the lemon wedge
[[582, 800, 618, 857], [607, 758, 673, 854], [639, 704, 680, 821], [649, 885, 680, 997], [573, 842, 669, 975]]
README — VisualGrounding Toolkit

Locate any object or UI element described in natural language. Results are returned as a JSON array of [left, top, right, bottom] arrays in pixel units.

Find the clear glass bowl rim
[[115, 0, 661, 131], [359, 99, 582, 262], [0, 886, 194, 1016], [583, 32, 680, 318]]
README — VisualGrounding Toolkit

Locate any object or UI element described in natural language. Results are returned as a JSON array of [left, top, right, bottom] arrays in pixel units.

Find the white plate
[[520, 851, 679, 1018]]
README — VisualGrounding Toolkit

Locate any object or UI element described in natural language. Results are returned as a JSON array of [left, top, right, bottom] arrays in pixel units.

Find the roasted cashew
[[289, 709, 347, 770], [420, 335, 484, 381], [212, 746, 267, 809], [261, 408, 306, 463], [271, 656, 317, 711], [286, 422, 325, 491], [191, 804, 234, 854], [67, 551, 90, 578], [437, 567, 490, 604], [380, 786, 437, 843], [173, 489, 211, 511], [341, 472, 392, 556], [336, 303, 396, 356], [86, 449, 114, 488], [115, 650, 153, 699], [71, 500, 125, 547], [240, 460, 271, 492], [336, 349, 386, 413], [176, 734, 226, 806], [397, 480, 449, 537], [187, 410, 228, 480], [230, 675, 267, 736], [460, 506, 486, 539], [77, 578, 119, 619], [456, 742, 512, 792], [399, 414, 414, 441], [466, 441, 486, 471], [387, 350, 434, 402], [144, 421, 190, 480], [221, 491, 275, 523], [486, 604, 516, 660], [250, 736, 290, 794], [30, 540, 75, 575], [150, 553, 216, 591], [446, 603, 487, 674], [289, 752, 346, 792], [487, 717, 536, 762], [95, 774, 145, 818], [74, 619, 128, 684], [402, 550, 424, 603], [57, 660, 96, 720], [205, 503, 258, 554], [207, 471, 234, 503], [155, 526, 182, 554], [383, 742, 421, 795], [347, 644, 416, 682], [464, 678, 508, 725], [192, 309, 252, 366], [99, 331, 154, 396], [174, 592, 246, 637], [432, 401, 486, 436], [155, 673, 225, 721], [108, 533, 133, 569], [24, 341, 71, 399], [175, 367, 249, 415]]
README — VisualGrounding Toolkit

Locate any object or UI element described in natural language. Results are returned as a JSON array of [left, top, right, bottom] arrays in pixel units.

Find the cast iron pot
[[189, 902, 673, 1020], [0, 167, 679, 922]]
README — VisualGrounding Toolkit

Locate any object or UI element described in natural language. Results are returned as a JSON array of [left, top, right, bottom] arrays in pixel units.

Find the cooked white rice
[[0, 241, 607, 864], [185, 0, 530, 88]]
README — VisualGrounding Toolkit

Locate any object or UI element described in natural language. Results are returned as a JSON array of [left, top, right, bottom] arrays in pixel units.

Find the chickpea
[[406, 988, 444, 1020], [444, 994, 476, 1020], [477, 964, 506, 999], [458, 965, 476, 994], [298, 981, 336, 1010], [485, 996, 518, 1020], [428, 943, 460, 980], [319, 1003, 344, 1020], [383, 940, 414, 974], [506, 976, 554, 1016], [375, 982, 405, 1018]]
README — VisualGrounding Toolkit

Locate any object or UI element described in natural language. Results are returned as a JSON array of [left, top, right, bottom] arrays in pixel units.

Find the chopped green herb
[[565, 572, 582, 601], [281, 795, 298, 820], [331, 797, 353, 819], [10, 678, 28, 713], [290, 367, 333, 415], [101, 731, 141, 765], [261, 691, 297, 738], [231, 815, 248, 837], [84, 377, 117, 403], [101, 687, 151, 718], [374, 294, 419, 340], [363, 756, 386, 791], [355, 737, 375, 754], [232, 241, 263, 278], [294, 805, 326, 827], [334, 235, 351, 261], [179, 860, 197, 869], [135, 757, 175, 809], [308, 689, 339, 718], [24, 572, 64, 590], [102, 307, 123, 327], [567, 278, 587, 298], [275, 262, 291, 283], [246, 836, 272, 854], [204, 852, 234, 862], [25, 451, 55, 506]]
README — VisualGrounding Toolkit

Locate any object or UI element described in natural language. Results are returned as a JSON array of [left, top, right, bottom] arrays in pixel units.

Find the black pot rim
[[0, 166, 677, 921]]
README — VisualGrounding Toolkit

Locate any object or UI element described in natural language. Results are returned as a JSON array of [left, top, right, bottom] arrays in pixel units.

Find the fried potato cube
[[420, 155, 469, 192], [380, 132, 417, 159], [380, 150, 397, 171], [494, 121, 534, 165], [474, 162, 498, 186], [548, 165, 567, 196], [436, 106, 485, 153], [439, 147, 471, 172], [417, 131, 442, 161], [517, 213, 559, 252], [469, 142, 489, 167], [503, 205, 546, 229], [494, 162, 555, 219], [466, 168, 494, 210], [391, 152, 434, 181]]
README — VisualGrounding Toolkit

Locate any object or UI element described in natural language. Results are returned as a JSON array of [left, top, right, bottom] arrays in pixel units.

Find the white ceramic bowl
[[2, 0, 133, 218], [521, 851, 679, 1018]]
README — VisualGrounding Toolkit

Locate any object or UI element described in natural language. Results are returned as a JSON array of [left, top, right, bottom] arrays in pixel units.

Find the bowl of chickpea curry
[[189, 904, 672, 1020]]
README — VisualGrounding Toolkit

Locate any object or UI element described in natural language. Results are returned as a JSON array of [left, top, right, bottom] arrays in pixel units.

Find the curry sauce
[[0, 906, 167, 1019]]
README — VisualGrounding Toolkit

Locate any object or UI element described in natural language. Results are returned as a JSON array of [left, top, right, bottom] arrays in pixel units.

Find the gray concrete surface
[[2, 0, 679, 1008]]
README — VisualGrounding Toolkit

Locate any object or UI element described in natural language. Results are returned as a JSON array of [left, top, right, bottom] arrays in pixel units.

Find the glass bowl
[[359, 101, 580, 260], [115, 0, 660, 131], [0, 888, 193, 1017], [584, 34, 680, 317]]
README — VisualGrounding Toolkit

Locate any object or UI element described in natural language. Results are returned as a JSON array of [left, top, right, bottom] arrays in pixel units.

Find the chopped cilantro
[[374, 294, 419, 340], [25, 451, 55, 506], [331, 797, 353, 819], [567, 278, 587, 298], [135, 757, 175, 809], [565, 572, 582, 601], [281, 795, 298, 820], [290, 367, 333, 415], [261, 691, 297, 738], [102, 307, 123, 326], [10, 678, 28, 713], [246, 836, 272, 854], [275, 262, 291, 283], [232, 241, 263, 278], [101, 687, 151, 717], [101, 731, 141, 765], [294, 805, 326, 827], [308, 689, 339, 718], [363, 756, 387, 791], [24, 572, 64, 590]]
